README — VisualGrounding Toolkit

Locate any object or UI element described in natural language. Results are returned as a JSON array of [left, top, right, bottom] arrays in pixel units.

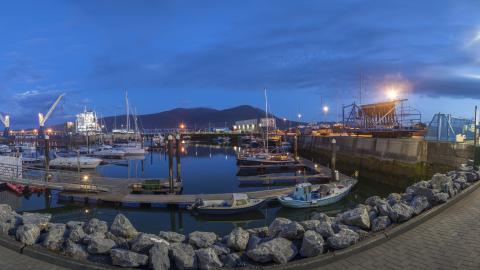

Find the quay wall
[[297, 135, 474, 187]]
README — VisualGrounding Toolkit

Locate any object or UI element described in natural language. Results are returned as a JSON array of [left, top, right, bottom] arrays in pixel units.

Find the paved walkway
[[0, 245, 67, 270], [318, 185, 480, 270]]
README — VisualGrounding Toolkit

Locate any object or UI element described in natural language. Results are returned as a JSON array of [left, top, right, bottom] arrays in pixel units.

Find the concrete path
[[0, 245, 67, 270], [317, 185, 480, 270]]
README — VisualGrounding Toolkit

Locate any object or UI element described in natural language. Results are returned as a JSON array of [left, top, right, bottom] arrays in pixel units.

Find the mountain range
[[93, 105, 300, 131]]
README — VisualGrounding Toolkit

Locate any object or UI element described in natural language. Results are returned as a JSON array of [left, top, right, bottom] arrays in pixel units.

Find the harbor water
[[0, 144, 401, 236]]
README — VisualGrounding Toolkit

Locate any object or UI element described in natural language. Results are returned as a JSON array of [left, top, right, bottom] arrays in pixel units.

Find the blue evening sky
[[0, 0, 479, 128]]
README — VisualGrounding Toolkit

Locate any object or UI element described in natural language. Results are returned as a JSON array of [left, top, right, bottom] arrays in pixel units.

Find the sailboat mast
[[125, 91, 130, 132], [264, 88, 268, 153]]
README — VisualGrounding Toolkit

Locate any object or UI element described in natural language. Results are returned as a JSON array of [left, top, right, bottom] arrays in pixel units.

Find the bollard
[[331, 138, 337, 181], [168, 135, 174, 193], [175, 134, 181, 182]]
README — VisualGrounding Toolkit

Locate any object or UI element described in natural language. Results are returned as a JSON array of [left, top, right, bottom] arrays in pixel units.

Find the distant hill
[[92, 105, 300, 131]]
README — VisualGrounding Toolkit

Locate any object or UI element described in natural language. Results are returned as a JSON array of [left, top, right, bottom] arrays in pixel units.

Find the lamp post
[[322, 105, 329, 124]]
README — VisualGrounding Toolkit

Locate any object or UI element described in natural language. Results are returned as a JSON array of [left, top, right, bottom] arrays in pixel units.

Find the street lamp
[[322, 105, 329, 123]]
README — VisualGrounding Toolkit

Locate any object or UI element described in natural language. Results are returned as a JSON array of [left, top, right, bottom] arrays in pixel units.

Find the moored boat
[[49, 155, 102, 169], [189, 193, 266, 214], [278, 180, 357, 208]]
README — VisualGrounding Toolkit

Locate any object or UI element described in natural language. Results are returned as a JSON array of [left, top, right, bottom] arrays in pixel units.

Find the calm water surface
[[0, 144, 401, 236]]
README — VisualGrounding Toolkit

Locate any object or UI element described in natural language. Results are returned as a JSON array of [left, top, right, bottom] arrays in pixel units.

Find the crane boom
[[0, 114, 9, 128], [39, 93, 65, 126]]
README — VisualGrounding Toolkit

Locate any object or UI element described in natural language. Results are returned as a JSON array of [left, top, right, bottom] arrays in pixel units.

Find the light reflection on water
[[0, 144, 401, 236]]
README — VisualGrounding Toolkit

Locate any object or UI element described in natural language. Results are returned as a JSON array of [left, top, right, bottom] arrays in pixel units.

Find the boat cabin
[[292, 183, 314, 201], [231, 193, 249, 207]]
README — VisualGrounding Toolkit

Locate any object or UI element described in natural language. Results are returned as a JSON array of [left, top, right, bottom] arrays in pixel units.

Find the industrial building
[[75, 110, 101, 135], [233, 118, 276, 133]]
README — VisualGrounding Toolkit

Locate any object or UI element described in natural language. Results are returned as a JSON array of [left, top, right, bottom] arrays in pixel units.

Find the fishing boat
[[278, 180, 357, 208], [189, 193, 267, 214], [49, 154, 102, 169]]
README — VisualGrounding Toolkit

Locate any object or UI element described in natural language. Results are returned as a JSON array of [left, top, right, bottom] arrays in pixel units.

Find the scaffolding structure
[[342, 99, 423, 136], [425, 113, 475, 142]]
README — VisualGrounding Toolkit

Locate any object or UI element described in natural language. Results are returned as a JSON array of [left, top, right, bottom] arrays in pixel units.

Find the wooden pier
[[0, 156, 354, 207]]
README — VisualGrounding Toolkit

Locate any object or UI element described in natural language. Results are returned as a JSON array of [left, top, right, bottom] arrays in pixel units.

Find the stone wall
[[296, 136, 475, 187]]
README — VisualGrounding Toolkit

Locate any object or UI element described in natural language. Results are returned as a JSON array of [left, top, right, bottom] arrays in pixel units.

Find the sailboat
[[113, 92, 146, 156], [236, 88, 296, 165]]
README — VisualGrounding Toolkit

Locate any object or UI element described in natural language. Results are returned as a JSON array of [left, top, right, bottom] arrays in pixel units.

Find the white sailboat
[[90, 145, 126, 159]]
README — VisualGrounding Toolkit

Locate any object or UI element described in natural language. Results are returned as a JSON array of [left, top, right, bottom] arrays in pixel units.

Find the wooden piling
[[331, 138, 337, 181], [168, 135, 174, 193], [175, 134, 181, 182]]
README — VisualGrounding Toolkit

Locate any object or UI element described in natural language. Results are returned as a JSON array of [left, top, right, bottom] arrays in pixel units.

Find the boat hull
[[195, 200, 267, 215], [278, 185, 353, 208]]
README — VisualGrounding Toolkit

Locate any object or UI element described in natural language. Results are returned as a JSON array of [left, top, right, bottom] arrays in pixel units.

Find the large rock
[[87, 237, 116, 254], [130, 233, 165, 254], [246, 237, 297, 264], [311, 212, 332, 223], [389, 203, 414, 223], [377, 202, 392, 217], [300, 220, 321, 231], [246, 235, 262, 250], [211, 243, 230, 256], [110, 248, 148, 268], [21, 213, 51, 230], [149, 242, 170, 270], [246, 226, 268, 237], [410, 196, 430, 215], [221, 252, 244, 268], [16, 224, 41, 245], [268, 218, 304, 240], [226, 227, 249, 251], [106, 231, 129, 249], [326, 229, 359, 250], [66, 221, 84, 230], [314, 221, 334, 238], [0, 212, 21, 236], [364, 196, 385, 207], [68, 224, 86, 243], [43, 223, 67, 251], [189, 231, 217, 249], [196, 248, 223, 270], [432, 192, 449, 205], [64, 240, 88, 260], [159, 231, 185, 243], [371, 216, 391, 232], [110, 214, 138, 239], [83, 232, 106, 245], [387, 193, 402, 205], [169, 243, 197, 270], [453, 177, 468, 190], [342, 206, 370, 230], [83, 218, 108, 235], [300, 230, 324, 257], [430, 174, 452, 190]]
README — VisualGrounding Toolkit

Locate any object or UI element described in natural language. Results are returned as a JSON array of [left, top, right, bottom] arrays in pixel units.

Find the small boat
[[189, 193, 266, 215], [114, 143, 146, 156], [278, 180, 356, 208], [6, 183, 25, 195], [50, 154, 102, 169], [214, 136, 231, 145], [0, 144, 12, 154], [90, 145, 126, 159], [237, 152, 296, 165]]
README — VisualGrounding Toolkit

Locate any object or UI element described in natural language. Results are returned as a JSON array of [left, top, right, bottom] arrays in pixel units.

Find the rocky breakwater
[[0, 164, 478, 269]]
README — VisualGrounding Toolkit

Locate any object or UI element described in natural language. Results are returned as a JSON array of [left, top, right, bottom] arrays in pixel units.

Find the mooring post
[[331, 138, 337, 181], [175, 134, 181, 182], [168, 135, 174, 193], [44, 136, 50, 181], [294, 134, 298, 161]]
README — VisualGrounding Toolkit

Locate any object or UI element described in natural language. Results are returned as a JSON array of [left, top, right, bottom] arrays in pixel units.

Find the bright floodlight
[[322, 105, 329, 113], [386, 88, 398, 100], [297, 113, 302, 119]]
